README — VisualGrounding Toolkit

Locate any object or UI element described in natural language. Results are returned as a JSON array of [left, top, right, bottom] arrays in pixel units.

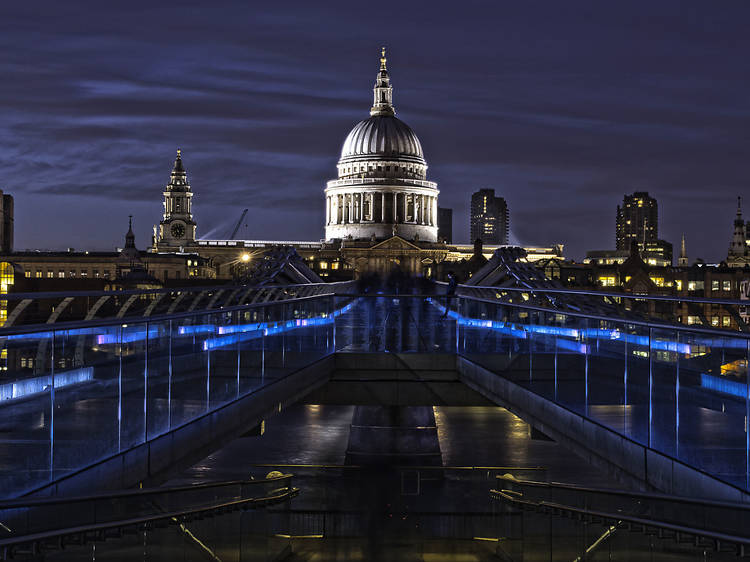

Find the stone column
[[432, 197, 438, 227], [393, 192, 398, 223], [403, 194, 408, 223], [381, 192, 386, 223], [325, 196, 330, 225], [349, 194, 354, 224]]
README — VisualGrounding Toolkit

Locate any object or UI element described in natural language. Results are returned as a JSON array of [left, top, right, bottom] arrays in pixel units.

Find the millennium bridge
[[1, 279, 750, 559]]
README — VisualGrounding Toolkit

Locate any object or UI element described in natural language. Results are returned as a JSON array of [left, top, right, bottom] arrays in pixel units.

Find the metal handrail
[[0, 475, 291, 510], [3, 290, 749, 341], [496, 474, 750, 511], [453, 282, 750, 307], [330, 292, 750, 338], [0, 292, 337, 337], [0, 486, 299, 559], [0, 281, 352, 303], [490, 488, 750, 553], [455, 293, 750, 339]]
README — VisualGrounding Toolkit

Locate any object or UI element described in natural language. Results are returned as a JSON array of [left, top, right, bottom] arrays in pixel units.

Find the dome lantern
[[370, 47, 395, 117]]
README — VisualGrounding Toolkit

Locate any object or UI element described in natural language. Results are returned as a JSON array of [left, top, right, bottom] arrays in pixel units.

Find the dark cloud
[[0, 0, 748, 261]]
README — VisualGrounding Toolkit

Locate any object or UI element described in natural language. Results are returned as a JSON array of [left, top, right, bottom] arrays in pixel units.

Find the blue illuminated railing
[[447, 294, 750, 493], [0, 293, 343, 498], [3, 284, 750, 499]]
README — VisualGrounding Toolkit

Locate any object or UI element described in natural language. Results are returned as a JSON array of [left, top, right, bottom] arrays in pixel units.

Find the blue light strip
[[97, 327, 160, 345], [0, 367, 94, 402], [177, 324, 217, 335], [201, 302, 355, 351], [700, 373, 748, 399], [430, 301, 691, 355]]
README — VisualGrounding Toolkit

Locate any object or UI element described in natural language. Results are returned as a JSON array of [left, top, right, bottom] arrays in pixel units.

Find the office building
[[615, 192, 658, 251], [438, 207, 453, 243], [470, 189, 508, 245]]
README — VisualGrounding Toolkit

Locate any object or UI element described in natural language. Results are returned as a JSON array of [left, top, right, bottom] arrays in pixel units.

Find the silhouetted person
[[441, 271, 457, 319], [386, 265, 405, 295]]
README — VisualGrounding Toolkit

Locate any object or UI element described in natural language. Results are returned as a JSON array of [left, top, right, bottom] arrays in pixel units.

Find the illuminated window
[[650, 277, 664, 287], [69, 271, 76, 278], [687, 316, 701, 325], [58, 270, 65, 278], [24, 271, 31, 278], [723, 316, 731, 327], [598, 276, 617, 287], [0, 262, 14, 329], [723, 280, 731, 291], [93, 270, 99, 278], [331, 262, 339, 270], [711, 316, 720, 326], [712, 280, 719, 291], [319, 261, 328, 270], [80, 271, 87, 277], [675, 279, 683, 291], [47, 271, 53, 278]]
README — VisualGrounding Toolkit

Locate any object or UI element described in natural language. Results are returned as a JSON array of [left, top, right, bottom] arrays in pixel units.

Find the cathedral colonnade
[[325, 188, 438, 228]]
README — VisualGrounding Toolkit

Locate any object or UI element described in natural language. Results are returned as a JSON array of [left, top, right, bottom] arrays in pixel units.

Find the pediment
[[370, 236, 421, 251]]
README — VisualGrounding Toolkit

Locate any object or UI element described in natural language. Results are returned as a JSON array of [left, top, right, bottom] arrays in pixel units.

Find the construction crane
[[230, 209, 248, 240]]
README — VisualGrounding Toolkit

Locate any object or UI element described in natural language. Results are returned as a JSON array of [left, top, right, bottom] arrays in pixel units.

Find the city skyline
[[1, 1, 748, 261]]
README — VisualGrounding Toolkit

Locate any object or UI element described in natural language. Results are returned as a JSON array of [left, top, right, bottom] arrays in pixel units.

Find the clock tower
[[158, 149, 197, 248]]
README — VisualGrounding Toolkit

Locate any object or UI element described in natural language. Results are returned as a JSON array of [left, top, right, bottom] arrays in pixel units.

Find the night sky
[[2, 1, 748, 261]]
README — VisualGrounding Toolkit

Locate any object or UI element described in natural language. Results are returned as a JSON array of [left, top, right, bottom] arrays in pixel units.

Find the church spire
[[728, 196, 748, 261], [678, 233, 688, 266], [370, 46, 395, 117], [125, 215, 135, 248], [169, 148, 187, 188]]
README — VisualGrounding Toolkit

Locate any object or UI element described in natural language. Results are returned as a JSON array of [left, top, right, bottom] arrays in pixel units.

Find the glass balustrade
[[1, 289, 750, 499], [0, 296, 335, 498]]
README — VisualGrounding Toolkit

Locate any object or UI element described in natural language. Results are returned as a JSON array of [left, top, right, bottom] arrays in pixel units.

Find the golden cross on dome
[[380, 46, 387, 70], [176, 148, 181, 157]]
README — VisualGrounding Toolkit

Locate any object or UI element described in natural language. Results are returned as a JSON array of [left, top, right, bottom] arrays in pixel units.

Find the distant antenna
[[230, 209, 249, 240]]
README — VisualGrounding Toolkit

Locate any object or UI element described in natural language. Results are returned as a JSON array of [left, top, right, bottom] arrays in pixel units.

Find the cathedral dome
[[325, 48, 439, 244], [340, 115, 425, 165]]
